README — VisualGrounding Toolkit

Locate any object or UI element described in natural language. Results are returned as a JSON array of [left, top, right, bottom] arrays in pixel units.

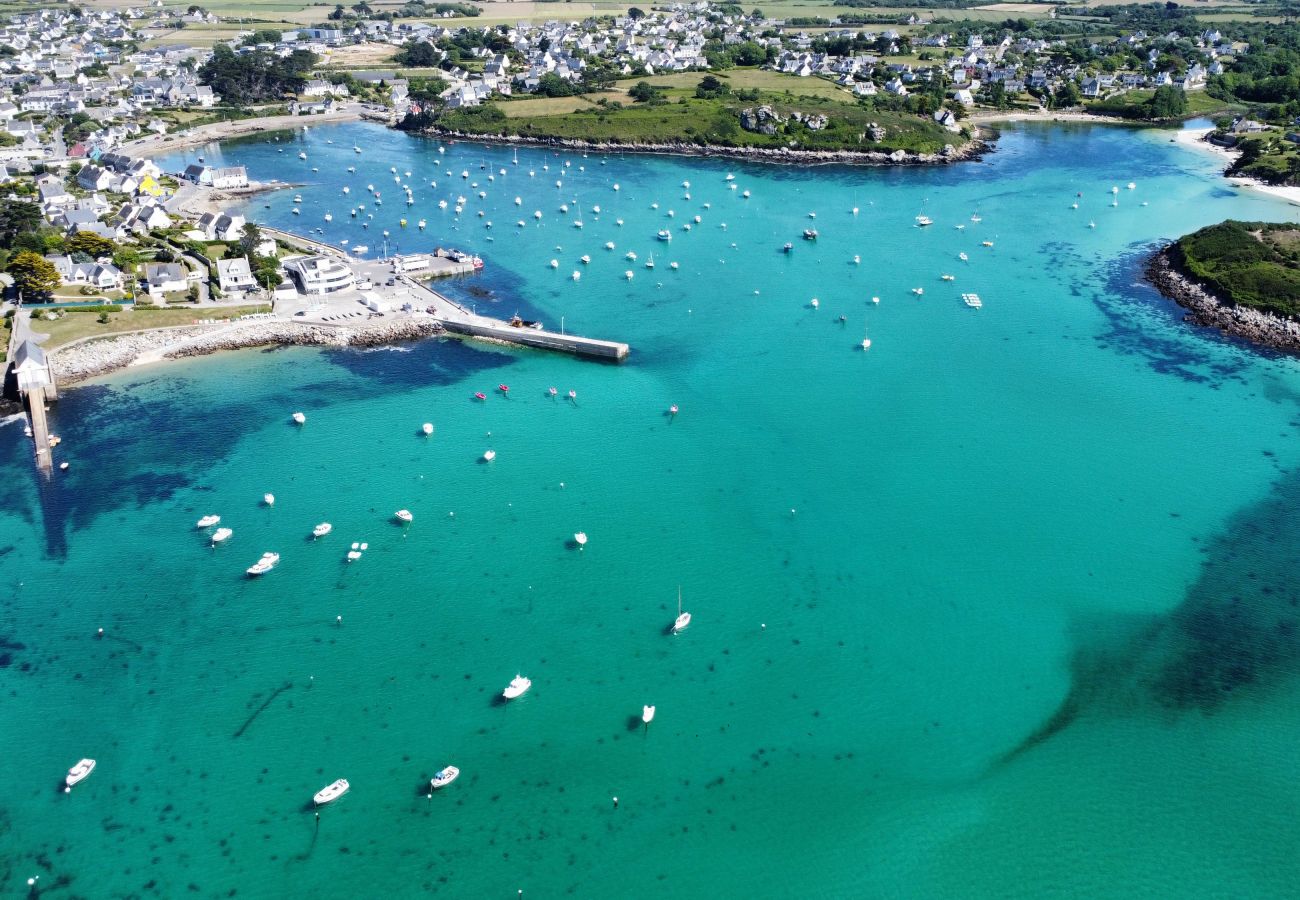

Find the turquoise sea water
[[3, 121, 1300, 897]]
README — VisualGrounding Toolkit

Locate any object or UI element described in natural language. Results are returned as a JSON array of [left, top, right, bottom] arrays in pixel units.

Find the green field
[[38, 304, 272, 350]]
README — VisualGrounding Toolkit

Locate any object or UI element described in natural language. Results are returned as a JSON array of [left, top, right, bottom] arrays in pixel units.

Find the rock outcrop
[[1145, 246, 1300, 354]]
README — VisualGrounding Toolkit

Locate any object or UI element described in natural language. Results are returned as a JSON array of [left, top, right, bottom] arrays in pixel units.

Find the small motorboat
[[982, 240, 995, 247], [642, 705, 656, 724], [474, 392, 487, 401], [314, 779, 349, 806], [503, 674, 532, 700], [263, 493, 275, 506], [293, 194, 303, 203], [65, 758, 96, 792], [292, 412, 306, 425], [313, 523, 332, 539], [422, 423, 434, 435], [568, 390, 577, 401], [246, 552, 280, 577], [657, 229, 672, 242], [211, 527, 233, 544], [548, 386, 558, 397], [574, 531, 588, 547], [802, 229, 817, 241], [810, 298, 819, 309], [941, 274, 955, 281], [742, 190, 751, 198], [669, 404, 679, 416], [196, 515, 221, 529], [431, 766, 460, 790], [482, 450, 496, 462], [959, 252, 969, 261], [498, 384, 509, 394], [783, 243, 793, 253], [395, 509, 413, 524], [912, 287, 924, 296]]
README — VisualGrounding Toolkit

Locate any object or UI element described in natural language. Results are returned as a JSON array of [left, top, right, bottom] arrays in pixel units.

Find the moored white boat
[[263, 493, 275, 506], [642, 705, 656, 724], [196, 514, 221, 529], [431, 766, 460, 790], [314, 778, 349, 806], [211, 527, 233, 543], [292, 412, 306, 425], [503, 674, 532, 700], [313, 523, 332, 538], [672, 586, 691, 634], [246, 551, 280, 576], [574, 531, 587, 547], [482, 450, 496, 462], [395, 509, 413, 523], [422, 423, 434, 435], [65, 758, 95, 792]]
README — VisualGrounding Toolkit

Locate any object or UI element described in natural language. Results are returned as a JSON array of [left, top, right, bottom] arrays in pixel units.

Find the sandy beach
[[1172, 125, 1300, 206], [122, 105, 365, 157], [968, 108, 1133, 127]]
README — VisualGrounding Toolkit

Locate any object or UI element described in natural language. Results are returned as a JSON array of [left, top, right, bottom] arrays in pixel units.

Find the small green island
[[1148, 220, 1300, 352], [400, 70, 969, 161]]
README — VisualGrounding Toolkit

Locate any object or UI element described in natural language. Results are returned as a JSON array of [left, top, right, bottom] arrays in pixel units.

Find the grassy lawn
[[37, 304, 272, 350]]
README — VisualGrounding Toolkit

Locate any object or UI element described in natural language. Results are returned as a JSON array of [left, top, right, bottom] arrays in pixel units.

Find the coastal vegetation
[[1171, 220, 1300, 318], [198, 44, 319, 104], [402, 69, 960, 155]]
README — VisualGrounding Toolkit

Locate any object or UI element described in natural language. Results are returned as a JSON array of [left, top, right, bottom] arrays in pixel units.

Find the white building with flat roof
[[283, 255, 354, 295]]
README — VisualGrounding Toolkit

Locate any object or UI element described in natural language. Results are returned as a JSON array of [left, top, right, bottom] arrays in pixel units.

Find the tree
[[695, 75, 730, 99], [629, 81, 659, 102], [1149, 85, 1188, 119], [0, 199, 43, 243], [1055, 80, 1082, 108], [239, 222, 263, 258], [66, 232, 117, 259], [396, 40, 439, 67], [328, 3, 347, 19], [8, 251, 61, 299], [628, 7, 646, 19]]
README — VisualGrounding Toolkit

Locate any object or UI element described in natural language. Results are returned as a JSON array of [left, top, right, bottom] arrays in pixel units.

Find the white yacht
[[211, 527, 233, 544], [313, 523, 333, 538], [573, 531, 588, 547], [196, 515, 221, 529], [246, 552, 280, 576], [657, 229, 672, 242], [263, 493, 275, 506], [65, 758, 96, 792], [672, 587, 691, 634], [314, 779, 349, 806], [395, 509, 413, 523], [503, 674, 532, 700], [292, 412, 306, 425], [642, 705, 656, 724], [431, 766, 460, 790], [422, 423, 434, 435]]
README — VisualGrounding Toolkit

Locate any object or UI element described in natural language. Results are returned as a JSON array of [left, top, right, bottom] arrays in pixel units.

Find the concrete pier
[[5, 309, 57, 471], [406, 278, 629, 362], [260, 225, 629, 362]]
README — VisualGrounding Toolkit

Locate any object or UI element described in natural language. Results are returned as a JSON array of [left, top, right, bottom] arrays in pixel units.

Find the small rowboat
[[314, 779, 349, 806]]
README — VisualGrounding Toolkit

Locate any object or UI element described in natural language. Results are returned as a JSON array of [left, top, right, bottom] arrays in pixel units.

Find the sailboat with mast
[[672, 586, 691, 634]]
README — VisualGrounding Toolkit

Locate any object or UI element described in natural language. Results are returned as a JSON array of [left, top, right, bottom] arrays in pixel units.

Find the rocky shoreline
[[51, 317, 447, 385], [423, 127, 988, 167], [1144, 246, 1300, 354]]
